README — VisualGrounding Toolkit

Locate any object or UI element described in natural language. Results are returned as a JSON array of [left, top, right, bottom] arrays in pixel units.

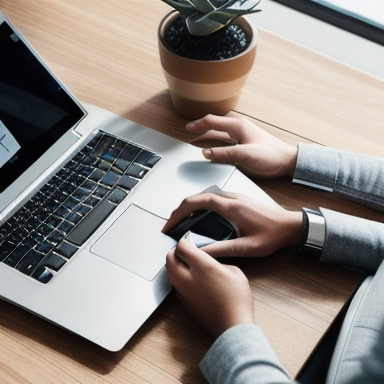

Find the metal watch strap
[[301, 208, 325, 255]]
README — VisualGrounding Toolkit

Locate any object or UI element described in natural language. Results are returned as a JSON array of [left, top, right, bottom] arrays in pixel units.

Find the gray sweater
[[200, 143, 384, 384]]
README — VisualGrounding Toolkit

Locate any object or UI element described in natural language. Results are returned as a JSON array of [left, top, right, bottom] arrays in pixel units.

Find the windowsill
[[248, 0, 384, 80]]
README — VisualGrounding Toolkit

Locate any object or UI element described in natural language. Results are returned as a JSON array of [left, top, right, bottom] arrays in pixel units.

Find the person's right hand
[[187, 113, 298, 179], [163, 191, 303, 258]]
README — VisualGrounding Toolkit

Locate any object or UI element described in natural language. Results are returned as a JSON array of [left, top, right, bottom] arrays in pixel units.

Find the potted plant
[[158, 0, 261, 120]]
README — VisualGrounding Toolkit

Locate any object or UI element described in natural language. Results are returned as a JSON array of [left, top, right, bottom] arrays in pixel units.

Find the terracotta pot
[[158, 11, 257, 120]]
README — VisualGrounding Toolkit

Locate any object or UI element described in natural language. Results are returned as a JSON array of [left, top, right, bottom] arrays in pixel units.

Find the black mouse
[[165, 209, 238, 246]]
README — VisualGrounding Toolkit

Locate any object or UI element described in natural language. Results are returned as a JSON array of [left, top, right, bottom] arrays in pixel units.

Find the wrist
[[283, 144, 298, 177], [280, 210, 303, 249]]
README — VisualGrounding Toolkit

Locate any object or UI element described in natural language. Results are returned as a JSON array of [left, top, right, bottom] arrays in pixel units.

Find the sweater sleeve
[[199, 324, 296, 384], [293, 144, 384, 212], [294, 144, 384, 273], [320, 209, 384, 274]]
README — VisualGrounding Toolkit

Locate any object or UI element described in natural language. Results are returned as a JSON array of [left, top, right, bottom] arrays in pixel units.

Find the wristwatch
[[301, 208, 325, 255]]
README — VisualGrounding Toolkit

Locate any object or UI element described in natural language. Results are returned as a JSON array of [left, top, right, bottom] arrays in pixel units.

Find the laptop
[[0, 10, 273, 351]]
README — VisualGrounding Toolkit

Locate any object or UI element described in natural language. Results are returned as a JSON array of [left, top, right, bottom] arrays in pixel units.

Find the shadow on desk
[[116, 90, 194, 144]]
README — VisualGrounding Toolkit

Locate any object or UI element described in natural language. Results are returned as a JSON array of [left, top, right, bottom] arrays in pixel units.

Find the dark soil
[[162, 16, 251, 61]]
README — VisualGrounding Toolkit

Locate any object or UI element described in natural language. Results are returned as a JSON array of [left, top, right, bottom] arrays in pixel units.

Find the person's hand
[[166, 232, 254, 339], [186, 113, 298, 179], [162, 191, 303, 258]]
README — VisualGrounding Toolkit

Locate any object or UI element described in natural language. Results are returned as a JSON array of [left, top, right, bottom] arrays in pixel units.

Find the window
[[271, 0, 384, 45]]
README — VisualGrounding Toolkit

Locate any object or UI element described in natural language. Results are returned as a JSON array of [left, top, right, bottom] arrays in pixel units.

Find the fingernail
[[182, 231, 196, 246], [186, 120, 196, 129], [202, 148, 212, 159]]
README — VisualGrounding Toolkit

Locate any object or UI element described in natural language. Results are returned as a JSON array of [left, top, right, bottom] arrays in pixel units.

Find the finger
[[202, 143, 251, 165], [188, 129, 236, 146], [186, 114, 249, 143], [162, 192, 236, 234], [200, 238, 253, 258], [175, 234, 222, 272], [166, 247, 191, 286]]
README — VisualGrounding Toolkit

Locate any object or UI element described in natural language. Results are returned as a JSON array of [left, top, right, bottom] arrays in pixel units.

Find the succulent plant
[[161, 0, 261, 36]]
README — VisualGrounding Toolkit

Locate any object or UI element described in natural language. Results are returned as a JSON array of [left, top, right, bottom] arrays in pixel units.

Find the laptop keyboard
[[0, 131, 160, 284]]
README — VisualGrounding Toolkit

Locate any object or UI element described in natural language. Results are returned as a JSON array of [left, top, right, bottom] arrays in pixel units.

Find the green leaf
[[203, 0, 261, 26], [190, 0, 216, 13], [186, 13, 224, 35], [163, 0, 262, 36]]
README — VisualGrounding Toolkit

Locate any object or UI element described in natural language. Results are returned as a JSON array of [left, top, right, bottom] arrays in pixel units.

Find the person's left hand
[[166, 232, 254, 339]]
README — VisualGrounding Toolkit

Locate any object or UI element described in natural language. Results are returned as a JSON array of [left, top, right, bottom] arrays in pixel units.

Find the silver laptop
[[0, 11, 273, 351]]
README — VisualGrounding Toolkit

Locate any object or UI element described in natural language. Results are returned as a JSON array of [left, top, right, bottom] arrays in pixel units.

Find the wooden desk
[[0, 1, 383, 383]]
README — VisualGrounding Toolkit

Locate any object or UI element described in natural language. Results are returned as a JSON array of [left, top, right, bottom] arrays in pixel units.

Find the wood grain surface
[[0, 1, 383, 383]]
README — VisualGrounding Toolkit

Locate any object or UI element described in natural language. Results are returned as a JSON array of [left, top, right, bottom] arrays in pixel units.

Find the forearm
[[293, 144, 384, 212], [200, 324, 295, 384]]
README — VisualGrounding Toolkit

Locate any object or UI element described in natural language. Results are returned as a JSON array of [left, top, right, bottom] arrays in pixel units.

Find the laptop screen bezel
[[0, 12, 87, 193]]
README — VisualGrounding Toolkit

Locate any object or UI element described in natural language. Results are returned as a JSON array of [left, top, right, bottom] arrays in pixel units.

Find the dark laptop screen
[[0, 21, 85, 193]]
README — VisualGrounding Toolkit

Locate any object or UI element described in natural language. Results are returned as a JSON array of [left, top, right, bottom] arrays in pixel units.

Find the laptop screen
[[0, 21, 85, 193]]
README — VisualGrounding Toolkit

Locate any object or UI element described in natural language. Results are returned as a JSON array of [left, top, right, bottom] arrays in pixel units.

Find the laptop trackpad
[[90, 204, 176, 281]]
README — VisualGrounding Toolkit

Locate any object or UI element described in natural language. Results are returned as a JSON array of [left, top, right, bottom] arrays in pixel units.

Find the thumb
[[202, 145, 245, 165], [176, 232, 217, 270]]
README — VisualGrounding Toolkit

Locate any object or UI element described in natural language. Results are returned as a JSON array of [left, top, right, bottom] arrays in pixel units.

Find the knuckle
[[203, 114, 215, 124]]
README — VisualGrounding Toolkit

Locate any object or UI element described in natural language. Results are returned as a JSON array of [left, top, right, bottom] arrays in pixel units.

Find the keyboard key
[[46, 214, 63, 228], [117, 175, 139, 191], [83, 195, 100, 208], [0, 241, 17, 261], [101, 170, 120, 187], [40, 253, 66, 271], [57, 220, 75, 234], [93, 185, 109, 199], [81, 180, 97, 193], [94, 136, 114, 157], [38, 222, 55, 237], [16, 250, 45, 275], [126, 163, 148, 179], [30, 231, 44, 245], [89, 168, 105, 182], [66, 189, 123, 246], [71, 186, 90, 202], [21, 236, 39, 249], [9, 231, 24, 245], [107, 188, 127, 204], [62, 196, 81, 211], [36, 241, 55, 254], [3, 245, 30, 267], [77, 164, 94, 178], [31, 266, 54, 284], [56, 205, 71, 219], [136, 151, 161, 167], [46, 230, 65, 245], [55, 241, 78, 259], [114, 145, 141, 172], [66, 211, 82, 225], [76, 204, 92, 217], [0, 227, 9, 243], [101, 147, 120, 163]]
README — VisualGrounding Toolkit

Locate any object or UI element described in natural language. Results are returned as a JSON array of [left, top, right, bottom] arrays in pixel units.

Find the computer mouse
[[165, 209, 238, 247]]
